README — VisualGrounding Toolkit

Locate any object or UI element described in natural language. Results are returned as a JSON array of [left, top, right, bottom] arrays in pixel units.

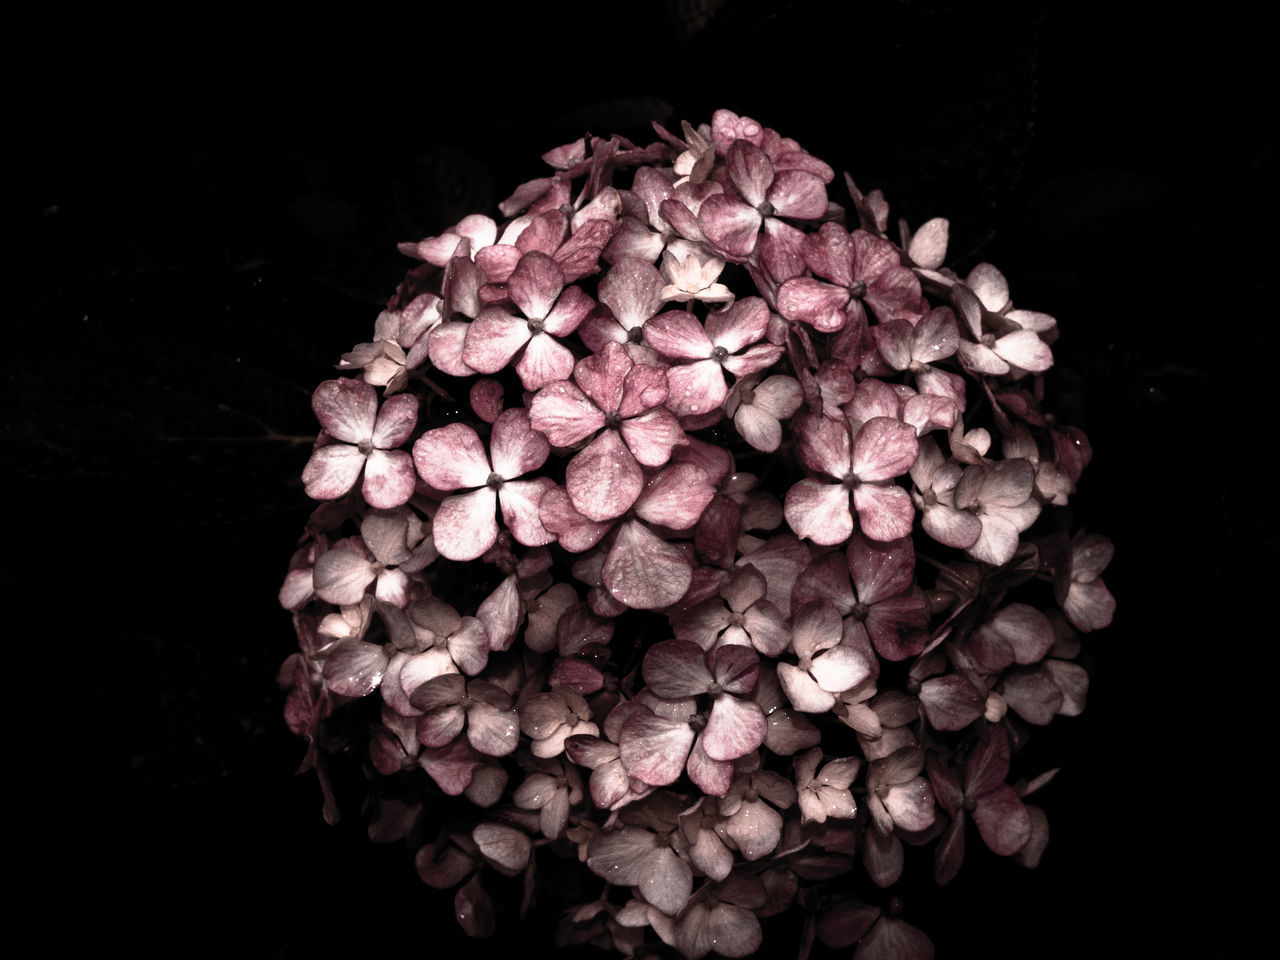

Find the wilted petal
[[973, 784, 1032, 855], [619, 710, 695, 785], [643, 639, 713, 698]]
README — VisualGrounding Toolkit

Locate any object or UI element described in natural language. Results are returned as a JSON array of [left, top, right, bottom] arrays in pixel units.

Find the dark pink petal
[[418, 703, 467, 748], [619, 709, 695, 785], [703, 695, 766, 761], [777, 278, 851, 332], [852, 418, 919, 482], [973, 784, 1032, 855], [603, 520, 692, 610], [555, 220, 614, 284], [1001, 666, 1065, 725], [529, 380, 605, 447], [758, 219, 809, 283], [312, 378, 376, 443], [362, 449, 416, 509], [542, 283, 595, 336], [413, 423, 492, 491], [302, 444, 366, 501], [710, 643, 760, 694], [620, 409, 684, 467], [852, 483, 915, 543], [508, 251, 565, 320], [784, 479, 853, 546], [619, 362, 670, 418], [855, 916, 934, 960], [643, 309, 713, 360], [847, 533, 914, 604], [698, 193, 762, 259], [574, 339, 630, 413], [919, 675, 986, 730], [418, 738, 481, 796], [433, 487, 499, 561], [726, 138, 774, 205], [634, 462, 716, 530], [568, 430, 643, 521], [864, 594, 929, 660]]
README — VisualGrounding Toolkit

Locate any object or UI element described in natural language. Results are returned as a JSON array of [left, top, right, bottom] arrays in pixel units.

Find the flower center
[[627, 325, 645, 343], [757, 200, 775, 218], [712, 345, 730, 363], [527, 318, 546, 335], [486, 472, 505, 490], [848, 280, 867, 298], [604, 411, 622, 430], [851, 602, 869, 622], [357, 439, 373, 455]]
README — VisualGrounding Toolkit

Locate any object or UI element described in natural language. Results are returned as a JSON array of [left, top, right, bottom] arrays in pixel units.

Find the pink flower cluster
[[280, 109, 1115, 960]]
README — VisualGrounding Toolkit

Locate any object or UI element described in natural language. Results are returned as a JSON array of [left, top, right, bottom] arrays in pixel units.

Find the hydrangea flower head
[[280, 109, 1114, 959]]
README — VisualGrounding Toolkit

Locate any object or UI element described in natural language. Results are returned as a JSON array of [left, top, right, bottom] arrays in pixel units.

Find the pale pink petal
[[809, 646, 871, 694], [489, 407, 550, 479], [777, 663, 837, 713], [417, 703, 466, 748], [784, 479, 854, 546], [643, 310, 713, 360], [433, 488, 499, 562], [321, 639, 387, 698], [908, 217, 949, 270], [619, 409, 684, 467], [467, 702, 520, 756], [462, 307, 531, 374], [313, 549, 376, 606], [362, 449, 416, 509], [852, 417, 919, 482], [446, 617, 491, 675], [995, 329, 1053, 372], [664, 359, 728, 418], [702, 695, 766, 761], [412, 423, 492, 491], [499, 477, 556, 547], [312, 378, 376, 443], [507, 250, 564, 320], [698, 193, 762, 259], [472, 822, 531, 875], [687, 736, 733, 796], [302, 444, 366, 501], [633, 462, 716, 530], [516, 333, 576, 391], [370, 393, 419, 448]]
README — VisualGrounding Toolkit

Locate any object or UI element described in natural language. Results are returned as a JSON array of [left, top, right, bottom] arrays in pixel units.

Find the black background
[[14, 2, 1270, 957]]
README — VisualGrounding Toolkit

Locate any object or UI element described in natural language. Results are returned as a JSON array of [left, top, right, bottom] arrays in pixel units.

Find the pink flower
[[302, 378, 418, 509], [784, 413, 920, 545], [412, 408, 554, 561]]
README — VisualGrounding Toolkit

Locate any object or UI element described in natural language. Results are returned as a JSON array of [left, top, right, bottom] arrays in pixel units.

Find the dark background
[[13, 2, 1269, 957]]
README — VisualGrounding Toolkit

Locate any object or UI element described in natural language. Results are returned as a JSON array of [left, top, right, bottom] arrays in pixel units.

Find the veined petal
[[703, 696, 766, 761], [852, 418, 919, 482], [508, 251, 565, 320], [642, 639, 714, 698], [312, 378, 377, 444], [433, 488, 499, 562], [463, 307, 532, 374], [413, 423, 492, 491], [699, 193, 762, 260], [603, 519, 692, 610], [362, 449, 416, 509], [302, 444, 366, 501], [784, 479, 853, 547], [529, 380, 605, 447], [619, 709, 695, 786], [370, 393, 419, 448], [852, 483, 915, 543], [516, 333, 576, 391], [489, 407, 550, 479], [568, 430, 644, 522]]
